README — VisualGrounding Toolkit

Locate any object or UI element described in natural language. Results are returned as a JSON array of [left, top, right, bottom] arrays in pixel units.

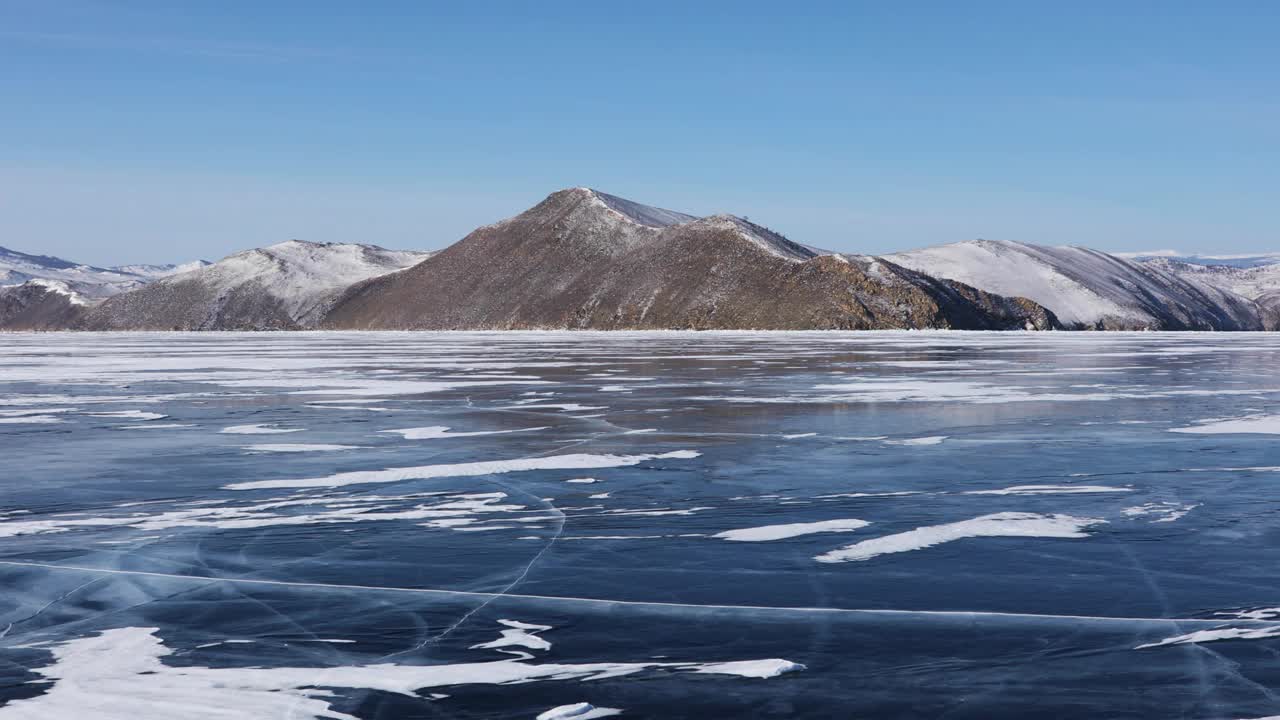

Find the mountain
[[1138, 258, 1280, 299], [0, 280, 90, 330], [9, 192, 1278, 333], [111, 260, 212, 280], [0, 245, 152, 301], [80, 240, 433, 330], [1134, 257, 1280, 330], [0, 245, 202, 329], [1117, 250, 1280, 270], [885, 239, 1262, 330], [322, 188, 1056, 331]]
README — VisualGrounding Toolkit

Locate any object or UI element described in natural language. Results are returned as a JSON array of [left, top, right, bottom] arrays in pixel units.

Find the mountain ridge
[[321, 188, 1055, 331], [4, 187, 1277, 332]]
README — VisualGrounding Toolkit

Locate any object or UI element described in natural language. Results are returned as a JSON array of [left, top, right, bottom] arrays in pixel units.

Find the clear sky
[[2, 1, 1277, 266]]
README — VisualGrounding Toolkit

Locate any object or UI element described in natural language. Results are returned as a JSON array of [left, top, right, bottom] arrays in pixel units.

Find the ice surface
[[5, 331, 1280, 718]]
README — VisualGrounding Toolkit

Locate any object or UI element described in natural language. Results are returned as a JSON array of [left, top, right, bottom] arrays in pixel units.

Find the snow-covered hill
[[111, 260, 212, 280], [83, 240, 434, 330], [1118, 250, 1280, 269], [886, 239, 1262, 330], [1140, 257, 1280, 301], [0, 245, 155, 301]]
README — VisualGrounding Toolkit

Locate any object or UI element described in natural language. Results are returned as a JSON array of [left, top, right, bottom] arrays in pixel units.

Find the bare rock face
[[324, 188, 1057, 331], [80, 241, 432, 330], [0, 281, 88, 330]]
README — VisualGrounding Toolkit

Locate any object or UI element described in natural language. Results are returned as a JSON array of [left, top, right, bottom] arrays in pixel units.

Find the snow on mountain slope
[[22, 279, 89, 306], [590, 189, 698, 228], [696, 214, 817, 261], [1118, 251, 1280, 269], [0, 245, 154, 300], [886, 241, 1134, 327], [1141, 257, 1280, 302], [189, 241, 430, 322], [886, 239, 1261, 330], [83, 240, 433, 330], [112, 260, 212, 280]]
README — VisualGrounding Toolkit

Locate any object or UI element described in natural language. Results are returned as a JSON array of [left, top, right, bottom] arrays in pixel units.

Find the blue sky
[[2, 1, 1277, 265]]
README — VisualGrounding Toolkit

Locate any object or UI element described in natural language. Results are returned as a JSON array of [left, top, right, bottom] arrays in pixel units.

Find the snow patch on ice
[[0, 626, 802, 720], [219, 424, 304, 435], [815, 512, 1105, 563], [469, 620, 553, 652], [714, 518, 870, 542], [1171, 415, 1280, 435], [1122, 502, 1199, 523], [689, 659, 806, 678], [536, 702, 622, 720], [965, 485, 1132, 496], [243, 444, 363, 453], [0, 415, 65, 424], [226, 451, 702, 490], [380, 425, 548, 440], [882, 435, 946, 446], [86, 410, 168, 421], [1137, 625, 1280, 649]]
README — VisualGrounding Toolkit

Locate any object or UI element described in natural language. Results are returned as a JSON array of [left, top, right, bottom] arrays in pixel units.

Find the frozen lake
[[2, 331, 1280, 718]]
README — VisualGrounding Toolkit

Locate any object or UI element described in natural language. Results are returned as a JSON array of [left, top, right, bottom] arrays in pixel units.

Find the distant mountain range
[[3, 188, 1278, 331]]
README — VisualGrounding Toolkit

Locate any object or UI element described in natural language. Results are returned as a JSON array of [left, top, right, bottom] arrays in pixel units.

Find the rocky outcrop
[[0, 281, 88, 330]]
